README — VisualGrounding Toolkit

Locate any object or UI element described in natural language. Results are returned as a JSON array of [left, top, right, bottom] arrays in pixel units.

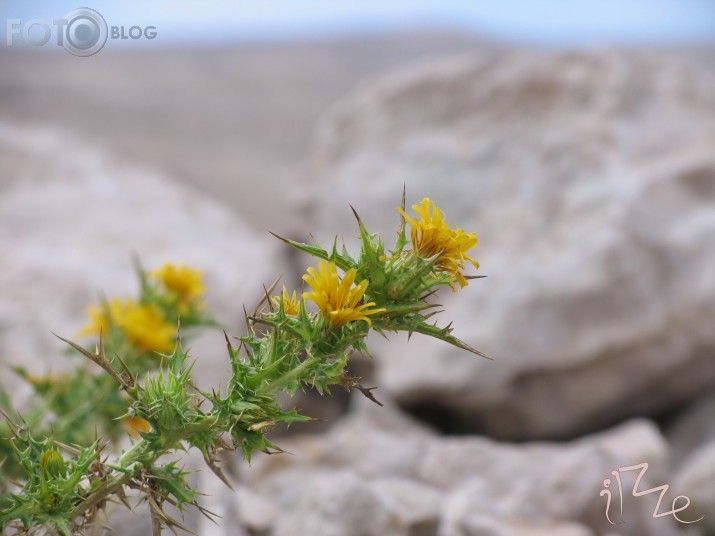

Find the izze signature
[[601, 462, 703, 524]]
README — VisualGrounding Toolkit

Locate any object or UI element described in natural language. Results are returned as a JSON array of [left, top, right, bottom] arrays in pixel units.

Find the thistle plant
[[0, 263, 214, 483], [0, 195, 488, 535]]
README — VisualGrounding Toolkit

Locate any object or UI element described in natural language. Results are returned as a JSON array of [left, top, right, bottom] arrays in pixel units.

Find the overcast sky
[[3, 0, 715, 45]]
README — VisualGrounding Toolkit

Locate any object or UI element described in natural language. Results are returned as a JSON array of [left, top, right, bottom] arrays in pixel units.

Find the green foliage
[[0, 195, 487, 535]]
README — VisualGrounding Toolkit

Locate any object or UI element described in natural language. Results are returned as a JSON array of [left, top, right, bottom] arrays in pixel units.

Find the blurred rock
[[104, 494, 155, 536], [308, 48, 715, 440], [673, 440, 715, 533], [0, 121, 283, 393], [373, 477, 443, 535], [666, 390, 715, 465], [233, 397, 675, 535], [273, 470, 405, 536], [198, 470, 267, 536], [439, 514, 595, 536]]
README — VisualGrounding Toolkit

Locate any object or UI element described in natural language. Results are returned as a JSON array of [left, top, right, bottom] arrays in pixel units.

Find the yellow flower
[[272, 285, 301, 315], [76, 298, 125, 337], [124, 415, 152, 436], [302, 260, 385, 327], [78, 298, 175, 353], [397, 197, 479, 288], [24, 372, 60, 387], [152, 263, 206, 305], [114, 300, 176, 352]]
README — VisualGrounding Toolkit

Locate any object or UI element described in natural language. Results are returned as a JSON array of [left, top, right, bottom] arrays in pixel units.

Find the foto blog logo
[[6, 7, 157, 57]]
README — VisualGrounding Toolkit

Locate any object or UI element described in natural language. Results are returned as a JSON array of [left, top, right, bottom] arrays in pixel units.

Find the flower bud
[[41, 449, 67, 479]]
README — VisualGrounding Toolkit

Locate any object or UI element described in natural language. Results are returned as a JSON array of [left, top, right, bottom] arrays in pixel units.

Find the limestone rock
[[308, 49, 715, 439], [237, 399, 673, 535], [673, 440, 715, 533], [439, 514, 596, 536], [0, 121, 282, 392], [666, 391, 715, 465], [272, 470, 404, 536]]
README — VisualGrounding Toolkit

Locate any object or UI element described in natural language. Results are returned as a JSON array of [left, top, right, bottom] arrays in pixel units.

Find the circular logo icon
[[62, 8, 107, 57]]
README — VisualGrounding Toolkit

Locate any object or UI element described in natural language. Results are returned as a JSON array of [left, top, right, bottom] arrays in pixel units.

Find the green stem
[[261, 356, 317, 393], [72, 412, 221, 521], [71, 440, 151, 519]]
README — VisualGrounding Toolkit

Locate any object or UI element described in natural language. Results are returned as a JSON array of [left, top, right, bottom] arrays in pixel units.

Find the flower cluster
[[78, 263, 210, 357], [398, 197, 479, 288], [0, 195, 487, 536], [152, 263, 207, 312], [79, 298, 176, 352], [0, 263, 214, 483], [271, 285, 300, 315], [302, 260, 385, 326], [268, 197, 484, 348]]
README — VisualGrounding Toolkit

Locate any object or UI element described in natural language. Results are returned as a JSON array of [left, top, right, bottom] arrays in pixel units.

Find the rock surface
[[666, 391, 715, 465], [673, 440, 715, 533], [221, 398, 684, 536], [0, 121, 282, 392], [308, 49, 715, 440]]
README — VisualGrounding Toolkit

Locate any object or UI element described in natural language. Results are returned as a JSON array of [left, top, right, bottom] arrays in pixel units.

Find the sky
[[2, 0, 715, 46]]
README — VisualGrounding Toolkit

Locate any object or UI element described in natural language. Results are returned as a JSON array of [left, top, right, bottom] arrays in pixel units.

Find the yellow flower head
[[124, 415, 152, 436], [152, 263, 206, 305], [302, 260, 385, 327], [115, 300, 176, 352], [78, 298, 175, 353], [397, 197, 479, 288], [24, 372, 60, 387], [272, 285, 301, 315], [77, 298, 125, 337]]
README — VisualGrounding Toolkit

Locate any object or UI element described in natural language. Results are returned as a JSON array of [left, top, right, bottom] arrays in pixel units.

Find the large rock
[[666, 391, 715, 465], [229, 398, 685, 536], [0, 120, 282, 392], [307, 49, 715, 439], [673, 440, 715, 533]]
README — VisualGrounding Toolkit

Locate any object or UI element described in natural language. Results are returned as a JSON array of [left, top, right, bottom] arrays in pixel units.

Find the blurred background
[[1, 1, 715, 535]]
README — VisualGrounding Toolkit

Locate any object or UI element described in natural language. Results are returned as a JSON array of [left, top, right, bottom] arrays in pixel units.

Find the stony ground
[[1, 32, 715, 536]]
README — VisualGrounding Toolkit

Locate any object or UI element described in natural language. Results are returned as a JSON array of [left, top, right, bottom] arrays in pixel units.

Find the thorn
[[398, 185, 407, 232], [201, 449, 235, 491], [254, 276, 281, 316], [53, 440, 81, 456], [263, 283, 274, 314], [349, 204, 363, 226], [268, 230, 292, 246], [176, 317, 183, 344], [357, 385, 383, 407], [98, 327, 105, 358], [421, 309, 444, 320], [242, 305, 251, 334], [53, 332, 130, 390], [193, 501, 222, 523], [223, 330, 233, 352], [114, 352, 136, 387], [420, 288, 440, 301], [0, 408, 20, 435], [148, 498, 167, 536]]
